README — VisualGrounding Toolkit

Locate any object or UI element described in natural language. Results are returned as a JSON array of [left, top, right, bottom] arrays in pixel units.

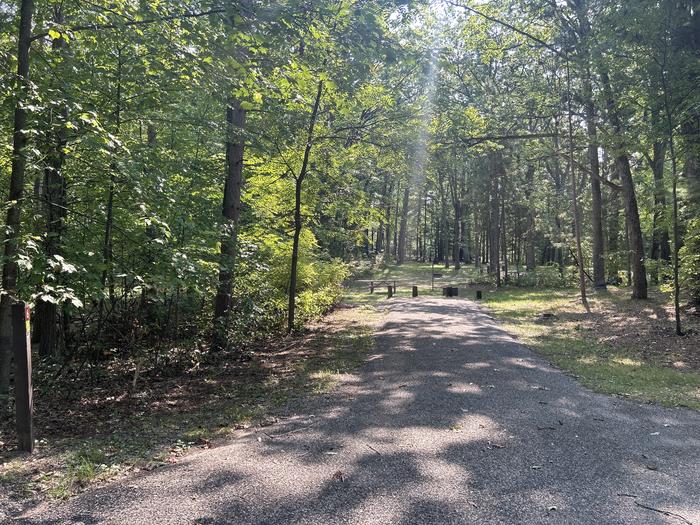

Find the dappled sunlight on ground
[[16, 296, 700, 525]]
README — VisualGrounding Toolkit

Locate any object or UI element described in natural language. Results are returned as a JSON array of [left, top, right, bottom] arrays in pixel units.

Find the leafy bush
[[514, 264, 568, 288], [680, 217, 700, 305]]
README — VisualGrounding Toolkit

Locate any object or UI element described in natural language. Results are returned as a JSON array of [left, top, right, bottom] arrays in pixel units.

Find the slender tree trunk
[[393, 183, 399, 260], [98, 46, 123, 337], [489, 153, 502, 286], [574, 0, 606, 290], [501, 194, 508, 285], [288, 80, 323, 332], [213, 99, 246, 348], [36, 6, 69, 357], [0, 0, 34, 404], [473, 207, 481, 271], [383, 187, 392, 265], [524, 165, 536, 270], [583, 71, 606, 289], [397, 186, 409, 265], [649, 132, 670, 264], [567, 59, 589, 308], [607, 155, 621, 283], [659, 42, 682, 334], [448, 169, 462, 270]]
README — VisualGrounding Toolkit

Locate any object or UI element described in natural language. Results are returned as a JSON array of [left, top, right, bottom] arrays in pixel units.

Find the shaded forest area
[[0, 0, 699, 450]]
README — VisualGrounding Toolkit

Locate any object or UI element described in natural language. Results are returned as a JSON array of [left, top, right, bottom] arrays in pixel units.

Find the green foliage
[[514, 264, 568, 288], [680, 218, 700, 305]]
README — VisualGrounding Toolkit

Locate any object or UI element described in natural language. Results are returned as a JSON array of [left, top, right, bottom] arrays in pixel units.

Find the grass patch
[[482, 287, 700, 410], [0, 305, 381, 506]]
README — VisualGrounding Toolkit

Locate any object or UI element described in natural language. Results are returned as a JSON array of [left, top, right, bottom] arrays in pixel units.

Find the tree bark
[[573, 0, 606, 290], [213, 99, 246, 347], [0, 0, 34, 404], [489, 153, 502, 286], [524, 165, 536, 270], [397, 186, 409, 265], [36, 5, 69, 357], [599, 65, 648, 299], [288, 79, 323, 332], [566, 59, 588, 308], [649, 131, 670, 263]]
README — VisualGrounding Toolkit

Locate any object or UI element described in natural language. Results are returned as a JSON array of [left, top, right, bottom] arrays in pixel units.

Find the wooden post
[[12, 302, 33, 453], [370, 281, 374, 294], [387, 286, 393, 298], [476, 290, 482, 300], [412, 285, 418, 297]]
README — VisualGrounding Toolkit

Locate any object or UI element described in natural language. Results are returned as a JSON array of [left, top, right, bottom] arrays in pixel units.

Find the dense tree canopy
[[0, 0, 698, 406]]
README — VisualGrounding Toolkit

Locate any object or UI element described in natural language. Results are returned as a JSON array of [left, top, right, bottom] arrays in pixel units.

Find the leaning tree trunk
[[600, 65, 647, 299], [0, 0, 34, 405], [213, 98, 246, 348]]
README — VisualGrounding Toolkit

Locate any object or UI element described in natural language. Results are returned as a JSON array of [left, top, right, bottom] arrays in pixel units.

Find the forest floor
[[11, 295, 700, 524], [0, 304, 382, 516], [352, 263, 700, 410]]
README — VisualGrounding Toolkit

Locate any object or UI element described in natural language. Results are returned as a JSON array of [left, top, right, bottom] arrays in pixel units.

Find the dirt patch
[[558, 288, 700, 372]]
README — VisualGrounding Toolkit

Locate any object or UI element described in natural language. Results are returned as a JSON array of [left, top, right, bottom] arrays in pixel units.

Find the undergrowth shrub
[[514, 264, 569, 288]]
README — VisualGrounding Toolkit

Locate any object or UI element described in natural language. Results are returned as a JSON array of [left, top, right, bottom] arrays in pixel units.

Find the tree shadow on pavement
[[19, 298, 700, 525]]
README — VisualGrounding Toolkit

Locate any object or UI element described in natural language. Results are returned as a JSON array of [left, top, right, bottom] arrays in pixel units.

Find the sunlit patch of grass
[[47, 447, 119, 500], [483, 287, 700, 410]]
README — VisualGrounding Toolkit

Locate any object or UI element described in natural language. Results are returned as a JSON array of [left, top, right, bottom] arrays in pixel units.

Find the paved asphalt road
[[15, 297, 700, 524]]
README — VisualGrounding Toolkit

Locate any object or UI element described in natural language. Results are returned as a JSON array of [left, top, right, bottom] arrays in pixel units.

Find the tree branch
[[31, 8, 227, 41]]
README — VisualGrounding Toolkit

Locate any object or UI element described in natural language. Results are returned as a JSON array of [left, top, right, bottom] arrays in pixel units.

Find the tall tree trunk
[[213, 99, 246, 348], [383, 185, 392, 265], [397, 186, 409, 265], [606, 154, 621, 283], [0, 0, 34, 405], [649, 134, 670, 260], [566, 59, 588, 308], [473, 206, 481, 271], [489, 153, 502, 286], [583, 70, 606, 289], [393, 183, 399, 260], [36, 5, 69, 358], [288, 80, 323, 332], [501, 194, 508, 284], [524, 165, 536, 270], [599, 65, 648, 299], [573, 0, 606, 290]]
